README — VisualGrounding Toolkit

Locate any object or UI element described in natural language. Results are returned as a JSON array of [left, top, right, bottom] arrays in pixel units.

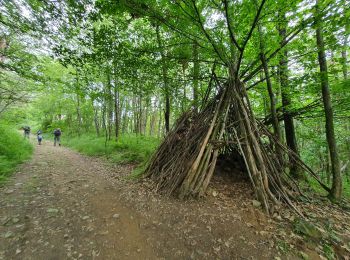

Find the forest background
[[0, 0, 349, 199]]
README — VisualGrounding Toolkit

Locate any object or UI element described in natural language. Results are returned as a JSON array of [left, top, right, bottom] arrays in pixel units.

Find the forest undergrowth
[[306, 177, 350, 200], [62, 132, 350, 200], [0, 123, 32, 184], [62, 133, 159, 165]]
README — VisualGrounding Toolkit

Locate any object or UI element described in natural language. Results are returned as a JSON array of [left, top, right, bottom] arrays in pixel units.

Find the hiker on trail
[[53, 128, 61, 146], [37, 130, 43, 145], [23, 126, 30, 139]]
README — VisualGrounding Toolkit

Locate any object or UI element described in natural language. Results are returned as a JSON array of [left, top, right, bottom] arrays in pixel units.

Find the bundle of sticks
[[144, 79, 329, 215]]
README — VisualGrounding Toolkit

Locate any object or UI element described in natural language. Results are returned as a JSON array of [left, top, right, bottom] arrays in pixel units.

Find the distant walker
[[53, 128, 61, 146], [23, 126, 30, 139], [37, 130, 43, 145]]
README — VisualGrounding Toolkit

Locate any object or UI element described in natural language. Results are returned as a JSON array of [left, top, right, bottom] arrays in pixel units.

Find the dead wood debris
[[144, 79, 330, 216]]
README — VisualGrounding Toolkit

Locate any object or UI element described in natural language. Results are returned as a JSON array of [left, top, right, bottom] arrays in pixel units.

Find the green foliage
[[293, 218, 323, 240], [343, 181, 350, 199], [0, 123, 33, 184], [322, 244, 335, 260], [1, 0, 349, 201], [62, 133, 159, 164], [307, 177, 350, 199], [276, 239, 291, 254]]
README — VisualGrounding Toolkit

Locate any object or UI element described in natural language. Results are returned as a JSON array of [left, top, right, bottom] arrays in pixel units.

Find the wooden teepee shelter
[[144, 71, 329, 214], [137, 0, 330, 214]]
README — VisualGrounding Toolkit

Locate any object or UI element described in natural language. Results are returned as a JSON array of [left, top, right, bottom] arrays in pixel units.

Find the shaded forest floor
[[0, 139, 349, 259]]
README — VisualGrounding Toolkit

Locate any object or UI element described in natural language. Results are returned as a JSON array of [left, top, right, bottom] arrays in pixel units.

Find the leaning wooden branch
[[190, 0, 228, 64], [243, 16, 314, 82], [223, 0, 242, 51], [144, 76, 327, 216], [236, 0, 267, 76]]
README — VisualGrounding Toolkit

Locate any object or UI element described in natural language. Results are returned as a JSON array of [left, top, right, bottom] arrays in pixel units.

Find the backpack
[[54, 129, 61, 136]]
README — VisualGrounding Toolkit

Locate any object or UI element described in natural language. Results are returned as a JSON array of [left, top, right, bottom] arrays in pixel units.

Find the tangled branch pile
[[144, 79, 329, 214]]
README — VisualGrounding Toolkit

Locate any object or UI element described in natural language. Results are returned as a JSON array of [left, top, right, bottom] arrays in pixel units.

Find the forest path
[[0, 139, 157, 260], [0, 138, 279, 260]]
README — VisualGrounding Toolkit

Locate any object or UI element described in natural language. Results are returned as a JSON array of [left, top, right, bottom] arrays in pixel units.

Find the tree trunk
[[76, 91, 82, 135], [341, 8, 349, 80], [149, 112, 156, 136], [92, 100, 100, 137], [106, 72, 113, 141], [75, 72, 83, 135], [122, 103, 129, 134], [256, 19, 282, 161], [278, 12, 301, 178], [114, 87, 119, 141], [182, 66, 187, 113], [315, 0, 342, 200], [138, 95, 143, 135], [101, 104, 107, 136], [157, 99, 163, 138], [143, 98, 149, 135], [192, 41, 199, 111], [0, 38, 7, 62], [113, 67, 120, 141], [132, 95, 138, 134], [156, 24, 170, 133]]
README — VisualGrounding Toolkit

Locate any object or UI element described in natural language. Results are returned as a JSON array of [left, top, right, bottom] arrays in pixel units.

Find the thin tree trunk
[[278, 12, 301, 178], [101, 104, 107, 136], [76, 93, 81, 124], [0, 38, 7, 62], [119, 96, 124, 134], [122, 105, 128, 134], [157, 100, 163, 138], [193, 41, 199, 111], [113, 68, 120, 141], [92, 100, 100, 137], [315, 0, 342, 199], [149, 112, 156, 136], [261, 57, 280, 142], [156, 24, 170, 133], [182, 69, 186, 113], [143, 98, 149, 135], [75, 72, 82, 135], [132, 95, 138, 134], [149, 98, 157, 136], [341, 7, 349, 80], [106, 72, 113, 141], [138, 95, 143, 135], [256, 18, 282, 159]]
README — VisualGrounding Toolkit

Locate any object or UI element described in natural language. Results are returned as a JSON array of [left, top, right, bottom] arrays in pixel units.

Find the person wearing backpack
[[37, 130, 43, 145], [53, 128, 61, 146], [23, 126, 30, 139]]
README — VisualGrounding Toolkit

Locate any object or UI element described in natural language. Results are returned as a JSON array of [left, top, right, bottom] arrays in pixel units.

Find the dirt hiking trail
[[0, 139, 282, 259]]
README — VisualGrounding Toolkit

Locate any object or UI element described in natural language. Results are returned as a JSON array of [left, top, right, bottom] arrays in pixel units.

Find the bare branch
[[236, 0, 266, 77], [223, 0, 242, 51], [190, 0, 228, 64], [242, 14, 316, 83]]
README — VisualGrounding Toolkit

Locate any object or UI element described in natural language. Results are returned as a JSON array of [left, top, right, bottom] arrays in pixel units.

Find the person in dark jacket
[[53, 128, 61, 146], [23, 126, 30, 139], [37, 130, 43, 145]]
